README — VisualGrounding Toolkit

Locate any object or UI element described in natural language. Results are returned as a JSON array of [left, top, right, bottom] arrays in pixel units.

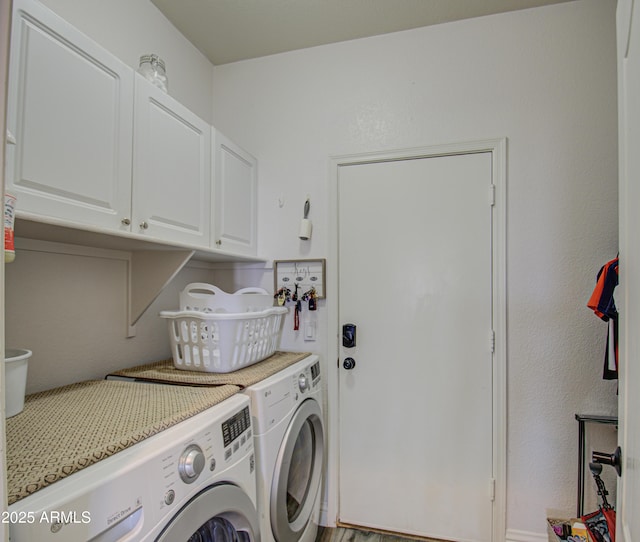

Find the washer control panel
[[156, 400, 254, 516], [222, 406, 251, 447], [7, 395, 254, 542]]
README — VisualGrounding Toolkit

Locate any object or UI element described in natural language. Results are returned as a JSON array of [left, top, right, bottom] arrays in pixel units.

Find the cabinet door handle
[[121, 218, 131, 226], [215, 239, 222, 246], [140, 221, 149, 230]]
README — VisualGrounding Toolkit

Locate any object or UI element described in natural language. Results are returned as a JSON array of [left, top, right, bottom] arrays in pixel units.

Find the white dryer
[[8, 393, 260, 542], [244, 354, 324, 542]]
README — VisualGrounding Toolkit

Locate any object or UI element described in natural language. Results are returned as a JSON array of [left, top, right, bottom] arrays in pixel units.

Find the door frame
[[617, 0, 638, 538], [325, 138, 507, 542]]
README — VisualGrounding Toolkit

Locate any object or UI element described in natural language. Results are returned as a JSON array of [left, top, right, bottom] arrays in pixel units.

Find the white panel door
[[5, 0, 133, 230], [617, 0, 640, 540], [213, 131, 257, 256], [338, 152, 494, 542], [133, 73, 211, 247]]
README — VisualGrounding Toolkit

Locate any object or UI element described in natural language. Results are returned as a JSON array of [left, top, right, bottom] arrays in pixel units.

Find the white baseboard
[[317, 512, 548, 542], [506, 528, 549, 542]]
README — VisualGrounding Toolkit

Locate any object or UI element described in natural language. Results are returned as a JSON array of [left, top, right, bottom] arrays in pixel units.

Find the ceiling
[[151, 0, 575, 65]]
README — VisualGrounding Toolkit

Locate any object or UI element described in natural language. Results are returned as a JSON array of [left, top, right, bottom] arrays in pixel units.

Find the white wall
[[3, 0, 619, 538], [4, 240, 236, 392], [209, 0, 619, 537], [39, 0, 215, 123]]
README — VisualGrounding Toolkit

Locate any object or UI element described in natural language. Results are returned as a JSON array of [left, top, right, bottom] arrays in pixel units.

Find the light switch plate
[[304, 321, 316, 341]]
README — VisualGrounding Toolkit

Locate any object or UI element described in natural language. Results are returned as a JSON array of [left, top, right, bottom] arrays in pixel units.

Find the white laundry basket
[[160, 306, 288, 373], [5, 348, 31, 417], [179, 283, 273, 313]]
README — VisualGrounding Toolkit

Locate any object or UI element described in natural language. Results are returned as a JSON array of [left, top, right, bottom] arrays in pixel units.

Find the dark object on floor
[[580, 462, 616, 542]]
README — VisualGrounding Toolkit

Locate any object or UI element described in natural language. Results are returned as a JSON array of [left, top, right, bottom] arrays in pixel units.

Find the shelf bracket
[[127, 249, 194, 336]]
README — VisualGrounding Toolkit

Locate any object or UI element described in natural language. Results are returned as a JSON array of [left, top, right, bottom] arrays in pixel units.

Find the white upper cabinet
[[6, 0, 134, 230], [213, 131, 258, 256], [5, 0, 258, 259], [133, 74, 211, 247]]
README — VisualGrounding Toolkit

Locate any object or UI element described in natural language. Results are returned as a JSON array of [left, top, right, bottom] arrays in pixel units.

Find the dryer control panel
[[247, 355, 321, 435], [297, 359, 321, 393]]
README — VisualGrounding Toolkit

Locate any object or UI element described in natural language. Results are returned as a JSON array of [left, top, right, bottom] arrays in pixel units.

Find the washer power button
[[164, 489, 176, 505]]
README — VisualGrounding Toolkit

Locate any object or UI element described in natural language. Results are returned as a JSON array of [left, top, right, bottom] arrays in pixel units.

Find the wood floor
[[316, 526, 447, 542]]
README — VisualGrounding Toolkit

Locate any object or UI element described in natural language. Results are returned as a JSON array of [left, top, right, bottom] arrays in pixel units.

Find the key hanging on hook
[[294, 299, 302, 330], [274, 287, 290, 306], [308, 287, 317, 311]]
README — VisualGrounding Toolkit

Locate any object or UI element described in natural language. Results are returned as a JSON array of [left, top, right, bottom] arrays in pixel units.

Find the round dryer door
[[270, 398, 325, 542], [156, 484, 259, 542]]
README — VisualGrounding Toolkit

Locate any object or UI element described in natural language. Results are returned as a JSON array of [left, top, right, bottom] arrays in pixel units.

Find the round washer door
[[270, 398, 324, 542], [156, 483, 259, 542]]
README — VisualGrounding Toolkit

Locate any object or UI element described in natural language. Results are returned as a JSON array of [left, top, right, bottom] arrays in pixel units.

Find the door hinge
[[489, 478, 496, 501], [490, 329, 495, 353], [489, 184, 495, 206]]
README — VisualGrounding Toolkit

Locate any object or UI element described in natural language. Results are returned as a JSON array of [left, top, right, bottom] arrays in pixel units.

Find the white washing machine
[[244, 354, 324, 542], [8, 394, 260, 542]]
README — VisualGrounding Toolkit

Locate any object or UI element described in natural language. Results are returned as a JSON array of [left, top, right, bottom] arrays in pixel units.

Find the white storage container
[[160, 307, 287, 373], [5, 348, 31, 417], [179, 283, 273, 313]]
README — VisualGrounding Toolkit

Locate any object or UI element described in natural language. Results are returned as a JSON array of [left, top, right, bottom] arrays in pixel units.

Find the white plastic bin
[[5, 349, 31, 417], [179, 283, 273, 313], [160, 307, 287, 373]]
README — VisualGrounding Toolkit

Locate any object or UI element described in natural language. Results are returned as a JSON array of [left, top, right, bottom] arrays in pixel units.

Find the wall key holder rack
[[274, 259, 326, 299]]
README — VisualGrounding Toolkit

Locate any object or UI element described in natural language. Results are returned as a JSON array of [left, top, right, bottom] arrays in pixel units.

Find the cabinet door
[[213, 131, 257, 255], [6, 0, 134, 231], [133, 74, 211, 247]]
